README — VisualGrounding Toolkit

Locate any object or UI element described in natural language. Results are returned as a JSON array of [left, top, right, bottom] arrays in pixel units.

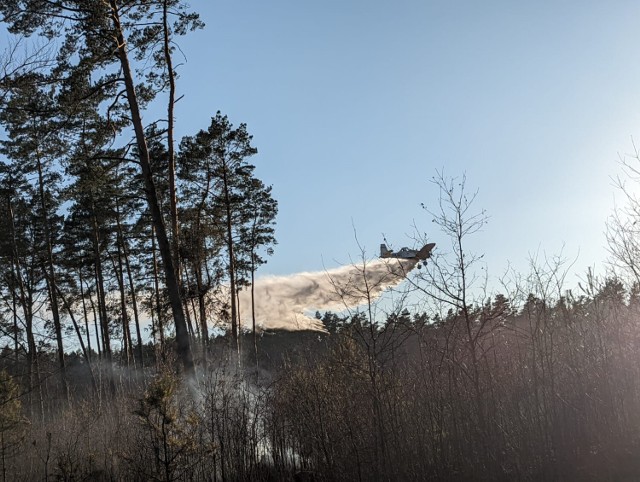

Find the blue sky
[[165, 0, 640, 285], [0, 0, 626, 290]]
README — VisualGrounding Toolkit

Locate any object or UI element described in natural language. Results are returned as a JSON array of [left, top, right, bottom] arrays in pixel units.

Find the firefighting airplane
[[379, 242, 436, 261]]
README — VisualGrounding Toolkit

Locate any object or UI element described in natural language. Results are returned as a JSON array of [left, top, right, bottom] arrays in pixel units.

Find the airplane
[[380, 242, 436, 261]]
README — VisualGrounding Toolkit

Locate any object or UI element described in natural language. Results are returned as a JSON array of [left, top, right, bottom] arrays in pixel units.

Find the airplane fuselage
[[380, 243, 435, 261]]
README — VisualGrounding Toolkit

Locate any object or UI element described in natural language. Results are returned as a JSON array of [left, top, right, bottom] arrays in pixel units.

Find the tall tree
[[0, 0, 203, 374], [0, 80, 69, 399], [179, 113, 277, 354], [0, 164, 45, 419], [416, 171, 494, 472], [238, 178, 277, 370]]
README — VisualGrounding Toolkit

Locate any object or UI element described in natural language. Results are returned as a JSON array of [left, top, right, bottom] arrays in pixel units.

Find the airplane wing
[[415, 243, 436, 260]]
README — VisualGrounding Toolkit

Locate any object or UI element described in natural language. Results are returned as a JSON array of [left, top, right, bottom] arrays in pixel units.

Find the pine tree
[[0, 80, 69, 400], [0, 0, 203, 374], [179, 113, 277, 356]]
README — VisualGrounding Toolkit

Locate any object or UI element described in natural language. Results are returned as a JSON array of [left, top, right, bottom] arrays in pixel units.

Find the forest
[[2, 1, 640, 481]]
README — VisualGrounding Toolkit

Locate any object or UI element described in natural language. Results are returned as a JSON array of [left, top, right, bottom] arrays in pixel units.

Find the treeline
[[3, 273, 640, 481], [302, 280, 640, 481]]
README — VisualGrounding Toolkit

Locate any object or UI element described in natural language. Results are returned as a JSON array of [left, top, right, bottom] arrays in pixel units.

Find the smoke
[[229, 258, 418, 331]]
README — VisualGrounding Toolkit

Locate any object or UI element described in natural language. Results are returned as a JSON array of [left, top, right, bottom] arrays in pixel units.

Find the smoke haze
[[230, 258, 418, 331]]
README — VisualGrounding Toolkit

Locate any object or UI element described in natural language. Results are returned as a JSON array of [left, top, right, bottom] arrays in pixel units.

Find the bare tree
[[415, 170, 497, 472], [606, 142, 640, 283]]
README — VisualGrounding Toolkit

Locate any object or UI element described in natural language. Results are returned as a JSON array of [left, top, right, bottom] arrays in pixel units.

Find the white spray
[[214, 258, 418, 331]]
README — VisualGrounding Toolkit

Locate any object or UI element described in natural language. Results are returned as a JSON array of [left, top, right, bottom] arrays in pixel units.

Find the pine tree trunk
[[151, 226, 166, 358], [221, 160, 239, 354], [163, 0, 180, 282], [108, 0, 193, 375], [110, 203, 133, 368], [194, 174, 211, 361], [251, 259, 258, 376], [121, 234, 144, 368], [78, 268, 93, 360], [113, 244, 133, 368], [7, 193, 43, 418], [56, 285, 97, 393], [196, 263, 209, 357], [86, 279, 102, 359], [92, 210, 115, 394], [35, 154, 69, 401]]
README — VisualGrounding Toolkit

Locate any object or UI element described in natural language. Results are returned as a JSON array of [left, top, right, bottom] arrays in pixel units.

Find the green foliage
[[0, 369, 27, 480], [130, 373, 202, 481], [178, 113, 278, 277], [178, 112, 278, 342], [0, 370, 24, 433]]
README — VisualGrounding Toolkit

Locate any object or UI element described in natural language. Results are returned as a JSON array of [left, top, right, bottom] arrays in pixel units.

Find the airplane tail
[[380, 243, 391, 257]]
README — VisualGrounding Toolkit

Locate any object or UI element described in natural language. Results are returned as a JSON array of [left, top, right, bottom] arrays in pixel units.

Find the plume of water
[[227, 258, 418, 331]]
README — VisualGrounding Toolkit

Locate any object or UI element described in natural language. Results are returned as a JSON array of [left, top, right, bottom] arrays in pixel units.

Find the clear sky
[[50, 1, 640, 289], [164, 0, 640, 286]]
